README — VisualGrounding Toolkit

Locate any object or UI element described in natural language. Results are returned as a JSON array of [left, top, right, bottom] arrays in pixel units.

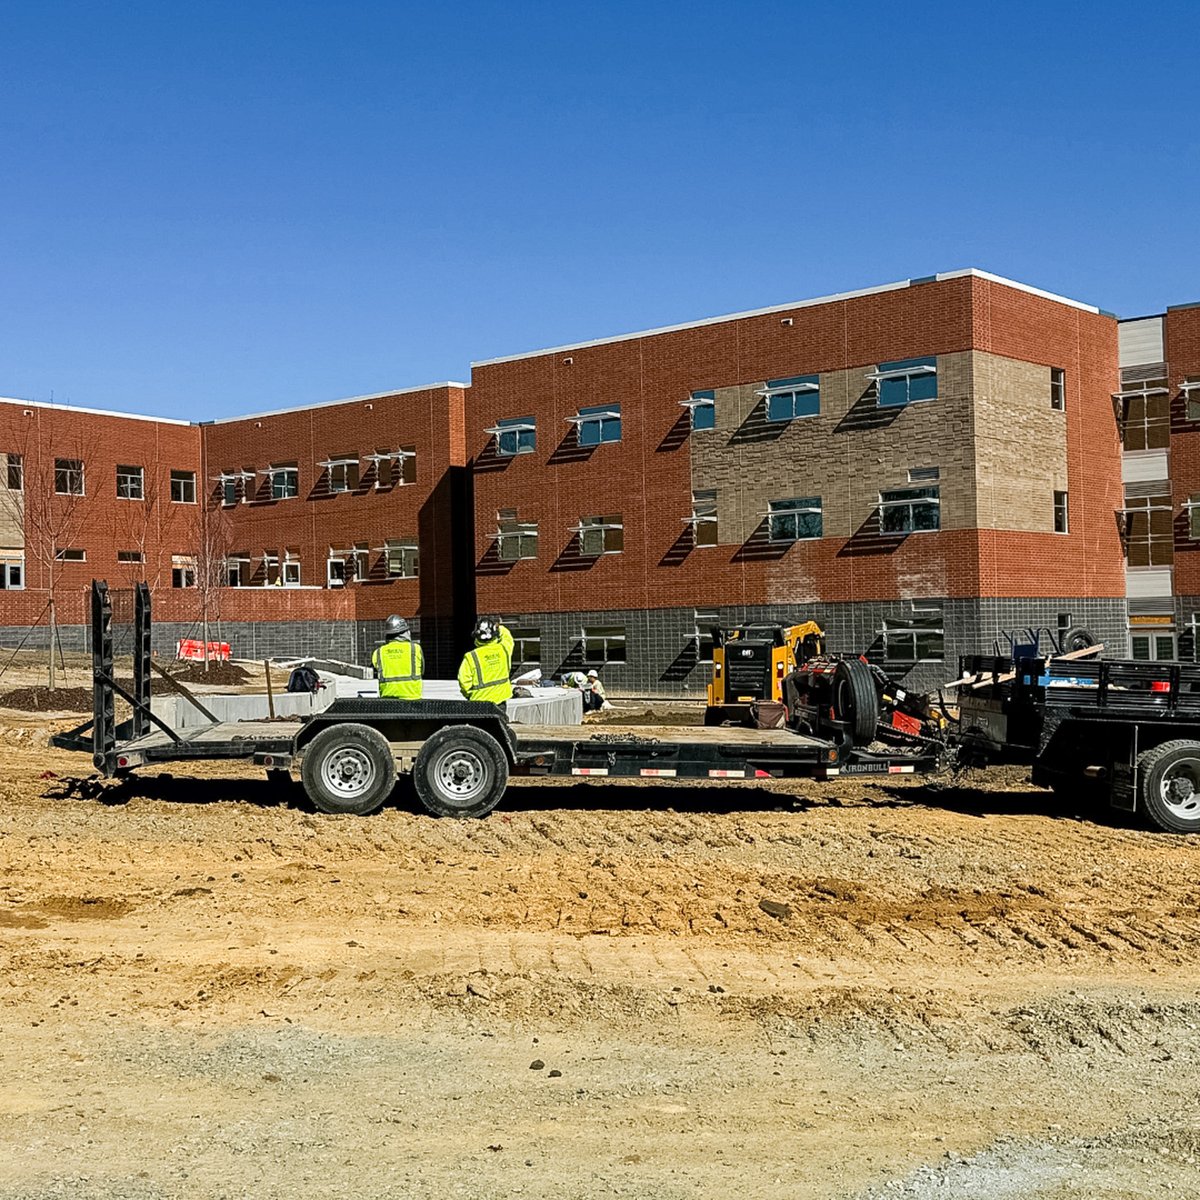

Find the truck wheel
[[832, 658, 879, 745], [300, 723, 396, 816], [1060, 625, 1097, 654], [412, 725, 509, 818], [1137, 739, 1200, 833]]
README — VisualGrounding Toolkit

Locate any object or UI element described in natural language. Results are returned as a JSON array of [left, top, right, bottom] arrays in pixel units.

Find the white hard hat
[[587, 669, 599, 678]]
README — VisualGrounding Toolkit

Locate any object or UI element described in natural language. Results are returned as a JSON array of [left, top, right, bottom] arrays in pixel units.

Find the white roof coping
[[470, 269, 1103, 368], [0, 395, 193, 426], [205, 382, 470, 425]]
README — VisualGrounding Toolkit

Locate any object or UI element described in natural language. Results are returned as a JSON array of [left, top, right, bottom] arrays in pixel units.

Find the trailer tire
[[301, 723, 396, 816], [832, 658, 879, 745], [1060, 625, 1097, 654], [1137, 739, 1200, 833], [412, 725, 509, 819]]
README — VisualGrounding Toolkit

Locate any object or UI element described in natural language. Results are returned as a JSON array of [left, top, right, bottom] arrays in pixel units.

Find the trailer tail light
[[117, 755, 129, 769], [262, 755, 275, 767]]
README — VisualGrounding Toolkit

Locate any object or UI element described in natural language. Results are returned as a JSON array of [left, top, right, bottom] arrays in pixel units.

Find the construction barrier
[[176, 639, 231, 663]]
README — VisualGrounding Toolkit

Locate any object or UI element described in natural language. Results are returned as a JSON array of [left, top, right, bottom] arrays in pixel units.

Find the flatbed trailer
[[958, 652, 1200, 833], [49, 582, 935, 818]]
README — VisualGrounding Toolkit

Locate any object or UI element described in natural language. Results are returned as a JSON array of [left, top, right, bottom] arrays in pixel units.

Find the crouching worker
[[458, 617, 514, 705], [372, 614, 424, 699], [585, 668, 612, 713]]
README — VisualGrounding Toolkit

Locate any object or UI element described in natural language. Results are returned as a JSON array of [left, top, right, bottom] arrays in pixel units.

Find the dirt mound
[[162, 659, 251, 686], [0, 685, 94, 712]]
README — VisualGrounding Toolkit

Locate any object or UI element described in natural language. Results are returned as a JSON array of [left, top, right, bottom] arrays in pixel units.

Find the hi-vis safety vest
[[457, 626, 514, 704], [372, 638, 424, 700]]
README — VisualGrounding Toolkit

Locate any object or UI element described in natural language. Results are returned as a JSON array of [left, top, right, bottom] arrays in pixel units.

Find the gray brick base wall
[[0, 597, 1129, 695]]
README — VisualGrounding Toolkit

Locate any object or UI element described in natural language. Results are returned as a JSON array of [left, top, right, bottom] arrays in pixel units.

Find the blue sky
[[2, 0, 1197, 419]]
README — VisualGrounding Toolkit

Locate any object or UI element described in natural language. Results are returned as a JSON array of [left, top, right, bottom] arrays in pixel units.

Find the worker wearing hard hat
[[372, 614, 424, 700], [458, 616, 514, 704], [585, 668, 613, 713]]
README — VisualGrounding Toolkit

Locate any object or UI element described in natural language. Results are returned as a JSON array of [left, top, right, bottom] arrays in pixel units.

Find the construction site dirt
[[2, 703, 1199, 1199]]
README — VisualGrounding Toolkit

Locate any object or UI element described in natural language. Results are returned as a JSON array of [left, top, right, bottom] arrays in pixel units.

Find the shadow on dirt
[[42, 769, 1134, 829], [43, 773, 318, 813]]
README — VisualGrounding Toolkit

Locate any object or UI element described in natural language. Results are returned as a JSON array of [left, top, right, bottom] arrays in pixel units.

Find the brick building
[[1116, 302, 1200, 661], [468, 270, 1126, 692], [3, 267, 1195, 694]]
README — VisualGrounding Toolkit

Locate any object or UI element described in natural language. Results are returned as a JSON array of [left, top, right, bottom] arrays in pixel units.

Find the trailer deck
[[51, 581, 936, 818]]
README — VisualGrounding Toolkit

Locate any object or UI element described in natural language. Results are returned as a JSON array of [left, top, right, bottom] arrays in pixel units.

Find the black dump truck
[[49, 583, 938, 819]]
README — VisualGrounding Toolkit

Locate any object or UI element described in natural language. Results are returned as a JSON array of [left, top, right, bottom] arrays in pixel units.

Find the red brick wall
[[201, 386, 467, 623], [971, 277, 1124, 599], [0, 401, 201, 624], [470, 275, 1123, 617], [1166, 305, 1200, 594]]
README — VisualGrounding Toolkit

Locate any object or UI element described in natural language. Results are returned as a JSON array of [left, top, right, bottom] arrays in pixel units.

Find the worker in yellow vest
[[457, 616, 514, 705], [372, 615, 424, 700]]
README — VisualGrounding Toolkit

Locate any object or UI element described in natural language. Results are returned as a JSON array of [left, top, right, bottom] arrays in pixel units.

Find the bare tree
[[0, 428, 92, 689], [189, 495, 232, 672]]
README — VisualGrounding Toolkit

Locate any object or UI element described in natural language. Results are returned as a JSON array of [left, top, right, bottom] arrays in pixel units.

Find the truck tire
[[832, 658, 879, 745], [1137, 739, 1200, 833], [300, 723, 396, 816], [1060, 626, 1097, 654], [412, 725, 509, 818]]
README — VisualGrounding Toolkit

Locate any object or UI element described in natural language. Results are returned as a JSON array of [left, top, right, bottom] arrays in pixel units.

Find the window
[[880, 486, 940, 533], [577, 514, 624, 556], [171, 554, 196, 588], [1050, 368, 1066, 411], [282, 555, 301, 586], [685, 390, 716, 431], [170, 470, 196, 504], [497, 509, 538, 561], [490, 417, 537, 457], [574, 404, 621, 447], [1126, 490, 1173, 566], [768, 496, 822, 542], [882, 607, 944, 665], [761, 375, 820, 422], [508, 626, 542, 667], [385, 540, 419, 579], [583, 624, 626, 664], [117, 550, 144, 564], [1053, 490, 1069, 534], [1131, 633, 1176, 662], [1117, 380, 1169, 451], [55, 548, 86, 562], [54, 458, 84, 495], [269, 465, 299, 500], [327, 551, 347, 587], [322, 457, 360, 493], [1185, 378, 1200, 422], [872, 357, 938, 408], [352, 543, 370, 582], [226, 556, 249, 587], [5, 454, 22, 491], [0, 554, 24, 589], [365, 448, 416, 488], [218, 471, 250, 505], [689, 489, 719, 547], [694, 610, 719, 665], [116, 464, 144, 500]]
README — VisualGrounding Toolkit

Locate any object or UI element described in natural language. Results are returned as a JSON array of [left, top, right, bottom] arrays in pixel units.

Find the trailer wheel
[[412, 725, 509, 818], [832, 658, 879, 745], [1137, 739, 1200, 833], [300, 723, 396, 816]]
